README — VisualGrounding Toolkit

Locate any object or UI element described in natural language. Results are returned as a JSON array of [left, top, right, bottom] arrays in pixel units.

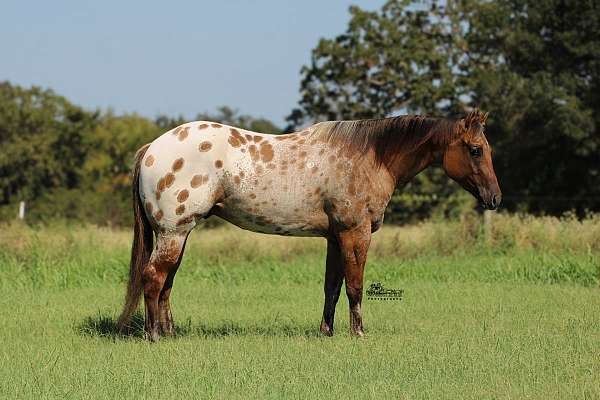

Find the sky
[[1, 1, 386, 127]]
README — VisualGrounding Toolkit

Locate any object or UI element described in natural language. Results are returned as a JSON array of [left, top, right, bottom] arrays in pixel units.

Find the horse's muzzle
[[482, 192, 501, 210]]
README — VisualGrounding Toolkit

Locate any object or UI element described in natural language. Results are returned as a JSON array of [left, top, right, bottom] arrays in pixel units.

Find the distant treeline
[[1, 0, 599, 226], [0, 83, 280, 226]]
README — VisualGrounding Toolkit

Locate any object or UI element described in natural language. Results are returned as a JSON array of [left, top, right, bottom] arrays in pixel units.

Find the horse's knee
[[346, 285, 363, 306]]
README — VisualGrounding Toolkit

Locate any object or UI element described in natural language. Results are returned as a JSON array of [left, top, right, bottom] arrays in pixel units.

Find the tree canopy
[[288, 0, 600, 218]]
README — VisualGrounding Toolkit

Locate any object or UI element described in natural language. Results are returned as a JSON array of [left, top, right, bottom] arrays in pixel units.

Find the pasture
[[0, 214, 599, 399]]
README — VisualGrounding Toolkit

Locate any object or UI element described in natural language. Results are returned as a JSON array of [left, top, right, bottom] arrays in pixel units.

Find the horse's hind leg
[[158, 234, 189, 336], [143, 231, 189, 341]]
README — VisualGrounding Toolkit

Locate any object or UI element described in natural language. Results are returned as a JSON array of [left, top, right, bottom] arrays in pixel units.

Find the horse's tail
[[117, 143, 153, 333]]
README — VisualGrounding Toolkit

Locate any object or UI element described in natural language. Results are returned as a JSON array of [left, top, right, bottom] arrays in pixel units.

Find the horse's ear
[[482, 111, 489, 124], [461, 109, 487, 140]]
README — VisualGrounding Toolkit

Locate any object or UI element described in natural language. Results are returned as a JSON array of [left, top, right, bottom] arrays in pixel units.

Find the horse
[[116, 109, 501, 341]]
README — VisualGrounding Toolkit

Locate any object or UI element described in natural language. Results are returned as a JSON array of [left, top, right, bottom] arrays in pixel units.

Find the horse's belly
[[214, 202, 328, 237]]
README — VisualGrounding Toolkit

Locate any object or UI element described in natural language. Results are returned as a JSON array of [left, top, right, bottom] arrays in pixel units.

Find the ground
[[0, 216, 598, 399]]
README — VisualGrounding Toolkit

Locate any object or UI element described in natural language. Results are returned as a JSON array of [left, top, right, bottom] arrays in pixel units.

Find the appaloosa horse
[[117, 109, 501, 341]]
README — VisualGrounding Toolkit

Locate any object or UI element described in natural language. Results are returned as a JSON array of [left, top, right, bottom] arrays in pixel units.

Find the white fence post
[[18, 201, 25, 220]]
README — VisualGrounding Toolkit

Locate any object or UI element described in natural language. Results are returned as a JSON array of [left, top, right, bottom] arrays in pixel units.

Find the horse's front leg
[[337, 222, 371, 337], [320, 239, 344, 336]]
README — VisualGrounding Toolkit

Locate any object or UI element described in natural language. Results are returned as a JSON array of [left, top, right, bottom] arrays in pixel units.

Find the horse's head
[[442, 110, 501, 210]]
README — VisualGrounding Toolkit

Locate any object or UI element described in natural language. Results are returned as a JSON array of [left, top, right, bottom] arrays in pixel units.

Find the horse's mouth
[[478, 192, 500, 211]]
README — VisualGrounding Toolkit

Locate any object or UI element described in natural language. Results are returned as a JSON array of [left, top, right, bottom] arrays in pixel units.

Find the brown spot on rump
[[157, 177, 166, 192], [172, 127, 182, 136], [230, 128, 247, 145], [175, 204, 185, 215], [275, 135, 287, 141], [241, 148, 246, 153], [234, 175, 241, 185], [215, 160, 223, 168], [178, 127, 189, 141], [145, 202, 153, 213], [228, 135, 241, 148], [164, 173, 176, 188], [249, 145, 259, 162], [177, 189, 189, 203], [198, 123, 209, 130], [249, 193, 257, 199], [245, 134, 252, 141], [253, 135, 263, 142], [211, 123, 222, 128], [191, 174, 208, 188], [155, 210, 164, 221], [259, 142, 274, 162], [172, 158, 184, 172], [145, 155, 155, 167], [199, 141, 213, 152], [176, 215, 195, 226], [290, 145, 298, 151]]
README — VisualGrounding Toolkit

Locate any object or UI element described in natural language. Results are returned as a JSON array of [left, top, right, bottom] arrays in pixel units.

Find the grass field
[[0, 214, 599, 399]]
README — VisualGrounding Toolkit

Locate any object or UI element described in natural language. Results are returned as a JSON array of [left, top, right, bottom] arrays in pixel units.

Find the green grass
[[0, 215, 599, 399]]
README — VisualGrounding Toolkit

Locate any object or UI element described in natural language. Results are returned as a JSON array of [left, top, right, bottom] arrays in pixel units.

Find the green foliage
[[288, 0, 600, 220], [0, 81, 98, 204], [457, 0, 600, 214]]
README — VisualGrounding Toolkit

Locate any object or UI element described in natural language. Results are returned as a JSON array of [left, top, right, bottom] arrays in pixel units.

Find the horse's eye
[[470, 147, 482, 157]]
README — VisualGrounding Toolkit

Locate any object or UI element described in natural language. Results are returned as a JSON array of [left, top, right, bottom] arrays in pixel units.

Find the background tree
[[289, 0, 600, 220], [457, 0, 600, 214], [0, 82, 98, 205]]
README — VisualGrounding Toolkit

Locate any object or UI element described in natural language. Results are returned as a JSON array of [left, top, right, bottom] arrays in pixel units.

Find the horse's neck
[[384, 141, 441, 187]]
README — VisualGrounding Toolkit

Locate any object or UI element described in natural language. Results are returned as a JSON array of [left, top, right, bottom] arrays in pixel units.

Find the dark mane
[[311, 114, 471, 164]]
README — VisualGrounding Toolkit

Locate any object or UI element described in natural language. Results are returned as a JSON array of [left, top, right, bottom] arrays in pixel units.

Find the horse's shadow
[[75, 313, 323, 340]]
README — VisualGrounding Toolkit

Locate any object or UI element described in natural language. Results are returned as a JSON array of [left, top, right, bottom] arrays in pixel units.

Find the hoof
[[319, 321, 334, 337], [146, 330, 160, 342], [350, 328, 365, 338]]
